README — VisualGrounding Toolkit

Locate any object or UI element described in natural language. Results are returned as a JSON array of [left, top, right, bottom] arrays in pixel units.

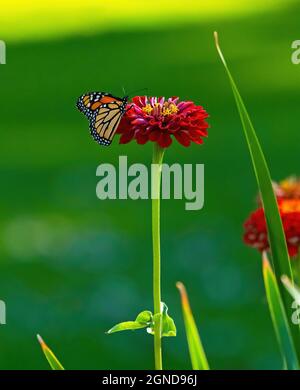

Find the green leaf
[[214, 31, 300, 358], [176, 282, 209, 370], [37, 334, 64, 370], [136, 310, 153, 325], [107, 310, 153, 334], [107, 321, 148, 334], [148, 303, 177, 337], [262, 253, 299, 370], [161, 302, 176, 337], [214, 32, 292, 283]]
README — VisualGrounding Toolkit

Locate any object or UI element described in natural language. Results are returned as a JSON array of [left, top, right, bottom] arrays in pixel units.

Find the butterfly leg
[[126, 104, 134, 112]]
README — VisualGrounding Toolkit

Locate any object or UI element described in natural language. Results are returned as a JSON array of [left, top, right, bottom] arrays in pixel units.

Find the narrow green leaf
[[176, 282, 209, 370], [262, 253, 299, 370], [213, 32, 300, 357], [214, 32, 292, 283], [107, 310, 153, 334], [37, 334, 64, 370]]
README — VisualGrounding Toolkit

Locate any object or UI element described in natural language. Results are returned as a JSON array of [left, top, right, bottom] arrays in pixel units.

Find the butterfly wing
[[76, 92, 127, 146]]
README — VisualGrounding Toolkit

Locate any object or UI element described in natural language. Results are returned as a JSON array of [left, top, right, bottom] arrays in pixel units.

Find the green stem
[[292, 253, 300, 285], [152, 143, 165, 370]]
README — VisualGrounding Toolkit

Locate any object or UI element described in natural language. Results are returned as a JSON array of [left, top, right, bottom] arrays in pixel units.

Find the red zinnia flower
[[117, 96, 209, 148], [243, 178, 300, 258]]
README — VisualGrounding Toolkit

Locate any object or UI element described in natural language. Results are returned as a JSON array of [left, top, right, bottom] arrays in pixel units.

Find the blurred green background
[[0, 0, 299, 369]]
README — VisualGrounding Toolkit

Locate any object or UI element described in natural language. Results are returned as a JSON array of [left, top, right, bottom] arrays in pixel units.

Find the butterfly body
[[77, 92, 128, 146]]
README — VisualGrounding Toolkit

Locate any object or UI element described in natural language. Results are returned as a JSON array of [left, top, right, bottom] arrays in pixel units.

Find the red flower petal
[[148, 130, 161, 141], [117, 96, 209, 148], [174, 131, 191, 147], [136, 133, 149, 145], [158, 133, 172, 148], [243, 200, 300, 258], [119, 131, 135, 144]]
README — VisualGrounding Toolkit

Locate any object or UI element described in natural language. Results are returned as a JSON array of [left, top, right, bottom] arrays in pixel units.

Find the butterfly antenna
[[122, 86, 127, 96], [127, 87, 148, 98]]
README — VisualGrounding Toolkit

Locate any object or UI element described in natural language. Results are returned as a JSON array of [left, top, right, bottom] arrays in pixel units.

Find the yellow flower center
[[280, 199, 300, 213], [162, 103, 178, 116], [142, 104, 153, 114], [142, 102, 178, 116], [279, 177, 300, 198]]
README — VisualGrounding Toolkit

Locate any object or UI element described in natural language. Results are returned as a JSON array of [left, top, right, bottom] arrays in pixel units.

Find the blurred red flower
[[117, 96, 209, 148], [277, 176, 300, 199], [244, 177, 300, 258]]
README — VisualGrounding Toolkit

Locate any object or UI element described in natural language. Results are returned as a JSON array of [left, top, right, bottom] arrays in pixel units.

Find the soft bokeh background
[[0, 0, 299, 369]]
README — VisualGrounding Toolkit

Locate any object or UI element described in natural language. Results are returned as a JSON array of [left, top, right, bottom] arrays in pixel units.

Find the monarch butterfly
[[76, 92, 128, 146]]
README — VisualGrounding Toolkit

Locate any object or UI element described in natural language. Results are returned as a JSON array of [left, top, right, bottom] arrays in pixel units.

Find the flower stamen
[[142, 104, 153, 115], [162, 103, 178, 116]]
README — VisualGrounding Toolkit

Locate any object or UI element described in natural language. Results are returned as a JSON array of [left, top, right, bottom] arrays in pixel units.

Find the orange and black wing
[[76, 92, 127, 146]]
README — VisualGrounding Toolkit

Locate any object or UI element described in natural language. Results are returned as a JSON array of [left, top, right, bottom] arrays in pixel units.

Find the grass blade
[[214, 32, 292, 283], [213, 31, 300, 357], [37, 334, 65, 370], [176, 282, 209, 370], [262, 253, 298, 369]]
